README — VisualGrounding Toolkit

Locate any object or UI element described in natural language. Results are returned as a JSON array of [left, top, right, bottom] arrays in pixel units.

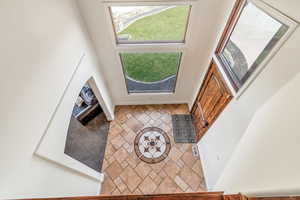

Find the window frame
[[108, 3, 192, 45], [215, 0, 298, 95], [104, 1, 194, 95], [119, 51, 183, 94]]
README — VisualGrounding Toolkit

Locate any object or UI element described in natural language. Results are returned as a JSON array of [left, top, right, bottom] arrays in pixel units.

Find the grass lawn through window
[[118, 6, 190, 41], [117, 6, 188, 83], [121, 53, 181, 83]]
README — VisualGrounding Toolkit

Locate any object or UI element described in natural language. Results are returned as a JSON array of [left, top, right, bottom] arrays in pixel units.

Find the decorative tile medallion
[[134, 127, 171, 164]]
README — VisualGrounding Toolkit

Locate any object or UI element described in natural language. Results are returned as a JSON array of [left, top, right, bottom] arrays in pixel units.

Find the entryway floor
[[101, 104, 206, 195]]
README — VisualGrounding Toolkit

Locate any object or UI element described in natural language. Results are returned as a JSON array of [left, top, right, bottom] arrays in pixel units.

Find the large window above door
[[109, 5, 191, 44]]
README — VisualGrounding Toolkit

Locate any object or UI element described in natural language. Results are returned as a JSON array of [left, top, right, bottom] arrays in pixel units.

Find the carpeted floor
[[64, 113, 110, 172]]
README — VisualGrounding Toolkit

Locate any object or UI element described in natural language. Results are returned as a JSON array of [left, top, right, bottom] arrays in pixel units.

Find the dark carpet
[[64, 113, 109, 172]]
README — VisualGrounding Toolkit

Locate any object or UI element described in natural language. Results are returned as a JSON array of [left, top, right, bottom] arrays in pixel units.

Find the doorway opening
[[64, 79, 110, 173]]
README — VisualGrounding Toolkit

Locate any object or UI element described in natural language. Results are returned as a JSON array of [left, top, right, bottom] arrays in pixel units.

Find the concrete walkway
[[126, 75, 176, 93]]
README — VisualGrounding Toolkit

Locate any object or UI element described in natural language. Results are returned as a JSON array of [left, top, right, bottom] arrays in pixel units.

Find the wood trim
[[224, 194, 249, 200], [15, 193, 300, 200], [19, 192, 225, 200], [215, 0, 246, 53], [249, 197, 300, 200], [214, 0, 246, 92]]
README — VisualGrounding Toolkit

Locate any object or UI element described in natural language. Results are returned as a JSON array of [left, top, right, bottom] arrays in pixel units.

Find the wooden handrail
[[18, 191, 225, 200], [16, 191, 300, 200], [249, 198, 300, 200]]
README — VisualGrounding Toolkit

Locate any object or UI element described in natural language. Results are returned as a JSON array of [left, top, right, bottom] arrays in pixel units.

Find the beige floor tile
[[114, 147, 128, 164], [115, 111, 127, 124], [149, 171, 157, 180], [109, 124, 123, 138], [114, 177, 127, 192], [133, 188, 143, 195], [126, 117, 143, 133], [126, 154, 139, 168], [158, 170, 167, 179], [163, 160, 180, 178], [176, 159, 185, 169], [111, 188, 121, 195], [138, 176, 157, 194], [179, 166, 202, 191], [135, 161, 152, 179], [101, 105, 207, 195], [101, 176, 115, 195], [160, 113, 172, 124], [181, 150, 198, 168], [105, 143, 116, 157], [149, 111, 161, 120], [192, 160, 204, 175], [120, 166, 142, 192], [121, 189, 131, 195], [121, 160, 129, 169], [111, 135, 125, 149], [174, 175, 189, 191], [136, 113, 151, 125], [107, 156, 115, 164], [185, 188, 194, 193], [102, 159, 109, 171], [154, 177, 177, 194], [151, 161, 166, 174], [159, 122, 172, 133], [119, 130, 128, 137], [153, 175, 162, 185], [169, 146, 184, 162], [105, 161, 123, 180]]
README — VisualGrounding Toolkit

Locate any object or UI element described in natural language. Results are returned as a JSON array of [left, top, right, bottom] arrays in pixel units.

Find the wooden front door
[[192, 61, 232, 141]]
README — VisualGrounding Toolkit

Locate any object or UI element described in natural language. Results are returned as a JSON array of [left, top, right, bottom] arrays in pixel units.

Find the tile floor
[[100, 104, 206, 195]]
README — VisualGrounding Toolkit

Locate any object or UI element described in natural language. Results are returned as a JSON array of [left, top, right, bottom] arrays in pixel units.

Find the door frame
[[191, 60, 233, 141]]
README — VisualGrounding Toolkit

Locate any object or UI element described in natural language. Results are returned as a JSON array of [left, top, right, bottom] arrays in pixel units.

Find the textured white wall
[[198, 0, 300, 190], [0, 0, 113, 198], [215, 70, 300, 196]]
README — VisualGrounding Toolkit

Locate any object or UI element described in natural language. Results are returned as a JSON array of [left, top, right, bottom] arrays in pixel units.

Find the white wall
[[76, 0, 234, 106], [0, 0, 113, 198], [215, 70, 300, 196], [198, 0, 300, 189], [35, 54, 107, 181]]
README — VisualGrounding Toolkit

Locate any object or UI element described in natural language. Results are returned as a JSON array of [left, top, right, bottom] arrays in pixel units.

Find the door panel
[[200, 74, 223, 120], [192, 61, 232, 141]]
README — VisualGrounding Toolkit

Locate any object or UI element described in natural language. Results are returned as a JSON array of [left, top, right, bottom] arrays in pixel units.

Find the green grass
[[118, 6, 188, 82], [118, 6, 190, 41], [121, 53, 180, 82]]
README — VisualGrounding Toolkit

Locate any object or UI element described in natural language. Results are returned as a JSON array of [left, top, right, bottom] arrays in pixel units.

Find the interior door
[[192, 61, 232, 141]]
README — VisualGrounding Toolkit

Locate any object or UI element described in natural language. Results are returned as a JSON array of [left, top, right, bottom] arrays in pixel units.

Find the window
[[108, 3, 191, 94], [216, 0, 295, 92], [110, 5, 191, 43], [120, 52, 182, 93]]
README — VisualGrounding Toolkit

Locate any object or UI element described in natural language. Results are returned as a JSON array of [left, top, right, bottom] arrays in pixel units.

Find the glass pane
[[110, 6, 190, 43], [221, 2, 288, 81], [120, 52, 181, 93]]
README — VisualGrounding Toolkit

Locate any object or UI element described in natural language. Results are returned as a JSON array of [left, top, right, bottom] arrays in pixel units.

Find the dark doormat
[[171, 114, 196, 143]]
